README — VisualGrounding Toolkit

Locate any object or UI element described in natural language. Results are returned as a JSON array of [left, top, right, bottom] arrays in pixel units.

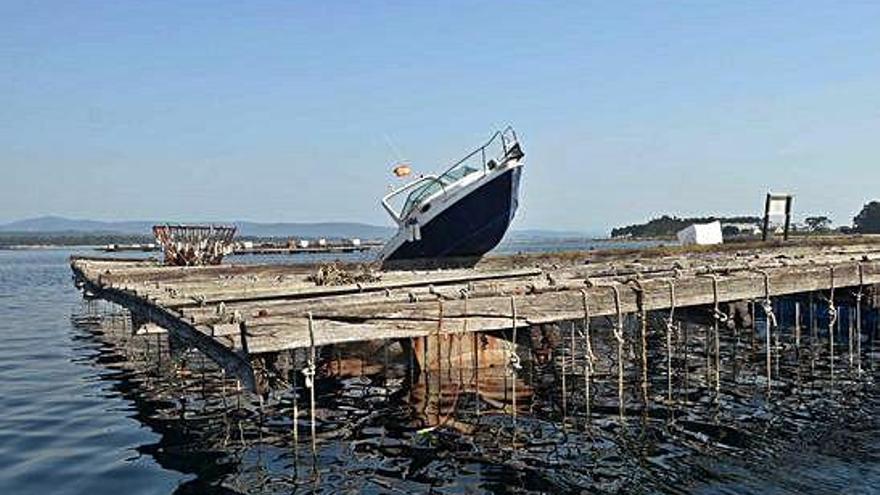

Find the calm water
[[3, 247, 880, 494]]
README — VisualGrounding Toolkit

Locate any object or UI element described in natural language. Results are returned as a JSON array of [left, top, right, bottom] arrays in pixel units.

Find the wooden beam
[[71, 260, 258, 392]]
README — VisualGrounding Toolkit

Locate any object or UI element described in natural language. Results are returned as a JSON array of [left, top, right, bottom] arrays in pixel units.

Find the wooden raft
[[71, 238, 880, 391]]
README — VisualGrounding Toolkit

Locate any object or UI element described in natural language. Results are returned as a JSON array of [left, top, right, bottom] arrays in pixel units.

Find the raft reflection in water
[[326, 333, 533, 432]]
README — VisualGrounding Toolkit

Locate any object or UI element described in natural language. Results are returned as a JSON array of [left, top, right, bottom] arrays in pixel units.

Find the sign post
[[762, 193, 794, 241]]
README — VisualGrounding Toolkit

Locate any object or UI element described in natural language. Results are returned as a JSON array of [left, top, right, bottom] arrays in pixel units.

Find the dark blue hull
[[383, 167, 520, 266]]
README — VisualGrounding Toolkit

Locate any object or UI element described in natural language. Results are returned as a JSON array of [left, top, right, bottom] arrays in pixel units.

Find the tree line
[[611, 201, 880, 238], [611, 215, 761, 238]]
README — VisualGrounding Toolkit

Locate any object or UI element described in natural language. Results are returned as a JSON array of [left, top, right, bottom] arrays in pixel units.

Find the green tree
[[804, 216, 832, 232], [854, 201, 880, 234]]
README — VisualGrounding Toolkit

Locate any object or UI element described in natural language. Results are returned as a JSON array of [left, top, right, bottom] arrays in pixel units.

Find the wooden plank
[[156, 267, 543, 307], [309, 260, 880, 324], [205, 259, 880, 355]]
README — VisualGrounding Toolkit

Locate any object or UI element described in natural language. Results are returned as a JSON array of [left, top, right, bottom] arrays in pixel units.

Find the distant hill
[[0, 216, 599, 247], [0, 216, 154, 233], [0, 216, 395, 240]]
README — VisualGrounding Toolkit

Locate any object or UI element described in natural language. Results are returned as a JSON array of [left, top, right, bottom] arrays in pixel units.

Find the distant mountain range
[[0, 216, 395, 239], [0, 216, 600, 242]]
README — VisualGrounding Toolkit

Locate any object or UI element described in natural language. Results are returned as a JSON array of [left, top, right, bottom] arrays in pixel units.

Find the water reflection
[[70, 295, 880, 494]]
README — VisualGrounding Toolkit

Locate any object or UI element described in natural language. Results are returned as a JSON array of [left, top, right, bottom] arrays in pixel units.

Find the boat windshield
[[398, 128, 516, 218], [400, 161, 481, 216]]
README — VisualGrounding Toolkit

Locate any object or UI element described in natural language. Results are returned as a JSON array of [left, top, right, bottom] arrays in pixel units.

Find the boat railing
[[381, 175, 445, 225], [442, 125, 517, 178], [382, 126, 519, 225]]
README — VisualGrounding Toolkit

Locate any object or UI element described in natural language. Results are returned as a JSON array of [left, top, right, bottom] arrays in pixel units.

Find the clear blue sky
[[3, 1, 879, 232]]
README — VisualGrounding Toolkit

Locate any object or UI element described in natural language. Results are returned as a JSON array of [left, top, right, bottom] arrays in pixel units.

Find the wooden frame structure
[[71, 238, 880, 393]]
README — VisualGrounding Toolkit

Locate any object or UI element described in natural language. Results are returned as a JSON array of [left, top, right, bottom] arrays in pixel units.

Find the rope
[[856, 263, 865, 375], [561, 322, 570, 423], [610, 284, 625, 421], [507, 296, 522, 371], [304, 312, 317, 465], [700, 274, 723, 395], [436, 299, 444, 371], [509, 296, 519, 432], [580, 289, 595, 425], [629, 279, 649, 410], [291, 349, 300, 454], [828, 267, 837, 385], [810, 292, 817, 379], [752, 269, 774, 394], [567, 320, 576, 423], [665, 279, 676, 405]]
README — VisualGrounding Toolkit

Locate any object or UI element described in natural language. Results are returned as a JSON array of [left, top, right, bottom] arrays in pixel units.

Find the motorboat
[[378, 126, 524, 267]]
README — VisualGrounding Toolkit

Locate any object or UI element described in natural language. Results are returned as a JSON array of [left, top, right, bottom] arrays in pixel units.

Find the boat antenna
[[383, 133, 407, 164], [383, 133, 413, 178]]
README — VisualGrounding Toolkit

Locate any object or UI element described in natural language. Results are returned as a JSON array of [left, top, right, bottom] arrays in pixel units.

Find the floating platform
[[70, 237, 880, 392], [231, 241, 381, 256]]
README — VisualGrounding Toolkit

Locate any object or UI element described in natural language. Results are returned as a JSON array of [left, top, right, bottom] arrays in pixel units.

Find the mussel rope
[[856, 263, 865, 375], [630, 279, 649, 410], [610, 284, 626, 421], [580, 289, 595, 424], [752, 269, 775, 394], [291, 349, 300, 454], [701, 274, 725, 395], [509, 296, 520, 431], [665, 279, 676, 404], [305, 312, 318, 465], [828, 266, 838, 384]]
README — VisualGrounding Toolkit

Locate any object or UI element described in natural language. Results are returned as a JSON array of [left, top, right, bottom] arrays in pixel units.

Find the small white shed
[[677, 221, 723, 246]]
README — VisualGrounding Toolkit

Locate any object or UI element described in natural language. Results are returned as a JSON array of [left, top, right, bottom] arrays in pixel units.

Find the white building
[[677, 221, 723, 246]]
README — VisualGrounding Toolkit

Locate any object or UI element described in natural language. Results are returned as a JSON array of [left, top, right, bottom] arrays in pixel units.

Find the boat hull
[[382, 166, 521, 266]]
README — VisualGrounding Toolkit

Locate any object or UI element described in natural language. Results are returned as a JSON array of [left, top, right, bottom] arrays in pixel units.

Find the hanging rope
[[856, 263, 865, 376], [794, 301, 801, 362], [809, 291, 817, 380], [304, 312, 318, 464], [580, 289, 596, 425], [629, 280, 649, 410], [508, 296, 520, 429], [561, 322, 570, 423], [664, 279, 676, 405], [291, 349, 300, 453], [436, 299, 444, 371], [828, 267, 838, 385], [507, 296, 522, 372], [610, 284, 626, 421], [701, 274, 724, 395], [752, 269, 775, 394]]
